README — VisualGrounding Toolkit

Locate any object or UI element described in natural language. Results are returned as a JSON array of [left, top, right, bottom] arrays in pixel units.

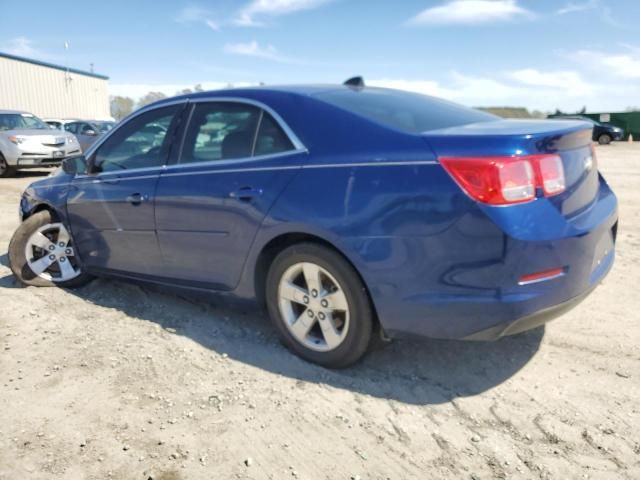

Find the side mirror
[[84, 129, 98, 136], [62, 155, 87, 175]]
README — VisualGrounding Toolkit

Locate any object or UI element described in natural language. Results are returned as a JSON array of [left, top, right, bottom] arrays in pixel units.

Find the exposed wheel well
[[254, 233, 380, 329], [25, 204, 59, 221]]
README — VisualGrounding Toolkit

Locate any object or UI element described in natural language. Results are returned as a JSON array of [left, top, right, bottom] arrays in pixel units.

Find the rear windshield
[[314, 88, 497, 134]]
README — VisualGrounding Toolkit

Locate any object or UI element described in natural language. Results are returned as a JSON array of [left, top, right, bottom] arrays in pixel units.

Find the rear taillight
[[538, 154, 565, 195], [440, 154, 566, 206]]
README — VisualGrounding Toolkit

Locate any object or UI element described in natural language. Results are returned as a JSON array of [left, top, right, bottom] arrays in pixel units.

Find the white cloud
[[3, 37, 38, 57], [603, 55, 640, 78], [369, 69, 609, 112], [509, 69, 594, 96], [407, 0, 531, 26], [556, 0, 597, 15], [234, 0, 333, 26], [176, 6, 219, 31], [223, 41, 289, 62], [573, 49, 640, 79]]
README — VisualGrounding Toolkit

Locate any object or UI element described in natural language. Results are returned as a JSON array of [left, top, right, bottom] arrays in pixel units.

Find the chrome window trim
[[78, 96, 307, 179], [163, 149, 306, 172]]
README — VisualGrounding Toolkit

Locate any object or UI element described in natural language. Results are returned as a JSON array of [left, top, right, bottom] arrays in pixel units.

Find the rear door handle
[[126, 193, 146, 205], [229, 187, 263, 202]]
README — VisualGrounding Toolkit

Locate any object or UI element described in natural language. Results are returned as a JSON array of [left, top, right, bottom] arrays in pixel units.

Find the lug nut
[[58, 242, 65, 247], [65, 249, 72, 255], [59, 257, 66, 262], [318, 312, 326, 320], [303, 296, 309, 304], [49, 254, 55, 260], [311, 289, 318, 298], [48, 245, 55, 251], [321, 299, 328, 308], [307, 310, 314, 318]]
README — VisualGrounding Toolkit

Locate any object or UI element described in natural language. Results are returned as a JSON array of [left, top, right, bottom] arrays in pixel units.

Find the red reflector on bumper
[[518, 267, 565, 285]]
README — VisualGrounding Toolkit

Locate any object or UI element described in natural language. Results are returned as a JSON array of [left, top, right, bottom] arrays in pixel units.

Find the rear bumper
[[348, 179, 618, 341], [463, 271, 603, 340]]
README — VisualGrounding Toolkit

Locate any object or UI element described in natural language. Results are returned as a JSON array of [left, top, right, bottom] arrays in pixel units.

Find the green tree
[[110, 96, 134, 120], [137, 91, 167, 108]]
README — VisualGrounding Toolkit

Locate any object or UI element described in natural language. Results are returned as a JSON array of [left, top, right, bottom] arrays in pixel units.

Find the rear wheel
[[266, 243, 373, 368], [0, 154, 16, 178], [598, 133, 612, 145], [8, 210, 93, 287]]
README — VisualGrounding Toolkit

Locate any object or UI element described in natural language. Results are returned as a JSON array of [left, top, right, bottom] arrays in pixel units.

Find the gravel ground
[[0, 144, 639, 480]]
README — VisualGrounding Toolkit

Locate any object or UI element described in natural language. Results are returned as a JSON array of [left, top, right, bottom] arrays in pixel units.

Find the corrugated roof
[[0, 51, 109, 80]]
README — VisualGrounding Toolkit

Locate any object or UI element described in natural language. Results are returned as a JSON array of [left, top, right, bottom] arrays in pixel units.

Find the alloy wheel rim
[[277, 262, 350, 352], [24, 223, 81, 282]]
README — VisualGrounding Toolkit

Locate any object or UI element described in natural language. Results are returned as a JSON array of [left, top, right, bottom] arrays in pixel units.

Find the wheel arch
[[23, 203, 60, 222], [252, 231, 381, 331]]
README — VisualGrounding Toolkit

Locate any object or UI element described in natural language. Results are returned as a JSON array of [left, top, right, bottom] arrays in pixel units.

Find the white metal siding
[[0, 57, 110, 119]]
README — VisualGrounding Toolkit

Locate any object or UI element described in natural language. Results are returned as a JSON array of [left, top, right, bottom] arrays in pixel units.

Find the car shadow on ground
[[0, 266, 543, 405]]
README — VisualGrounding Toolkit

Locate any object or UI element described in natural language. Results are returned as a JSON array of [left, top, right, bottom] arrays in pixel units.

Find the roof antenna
[[344, 76, 365, 89]]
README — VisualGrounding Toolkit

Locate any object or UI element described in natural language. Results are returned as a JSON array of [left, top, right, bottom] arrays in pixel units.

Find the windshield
[[0, 113, 50, 131], [314, 87, 498, 134]]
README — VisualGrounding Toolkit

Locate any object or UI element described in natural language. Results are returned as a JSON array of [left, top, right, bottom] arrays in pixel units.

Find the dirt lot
[[1, 144, 639, 480]]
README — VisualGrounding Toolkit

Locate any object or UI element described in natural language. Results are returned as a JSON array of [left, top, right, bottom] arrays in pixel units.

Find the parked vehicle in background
[[8, 84, 618, 367], [44, 118, 72, 130], [93, 120, 116, 133], [555, 115, 624, 144], [0, 110, 80, 177], [62, 120, 102, 152]]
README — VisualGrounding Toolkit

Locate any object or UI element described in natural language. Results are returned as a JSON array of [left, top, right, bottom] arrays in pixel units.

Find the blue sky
[[2, 0, 640, 112]]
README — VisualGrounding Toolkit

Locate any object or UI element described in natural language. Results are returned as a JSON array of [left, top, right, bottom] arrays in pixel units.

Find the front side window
[[180, 102, 297, 164], [92, 105, 180, 173]]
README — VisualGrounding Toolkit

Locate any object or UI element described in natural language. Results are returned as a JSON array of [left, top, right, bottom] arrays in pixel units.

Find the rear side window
[[255, 112, 294, 156], [181, 103, 261, 163], [314, 88, 497, 134], [180, 102, 296, 164]]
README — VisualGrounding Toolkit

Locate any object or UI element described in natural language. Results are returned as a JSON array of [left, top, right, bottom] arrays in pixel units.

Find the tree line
[[110, 84, 206, 120]]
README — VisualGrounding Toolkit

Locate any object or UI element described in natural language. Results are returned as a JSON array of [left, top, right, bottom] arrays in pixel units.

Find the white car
[[0, 110, 81, 177]]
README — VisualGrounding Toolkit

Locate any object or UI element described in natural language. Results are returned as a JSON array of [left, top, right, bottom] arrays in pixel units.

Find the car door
[[154, 100, 307, 290], [67, 103, 185, 276]]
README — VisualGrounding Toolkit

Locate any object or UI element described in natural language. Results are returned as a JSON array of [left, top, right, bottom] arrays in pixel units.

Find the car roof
[[0, 109, 31, 115], [153, 84, 396, 108]]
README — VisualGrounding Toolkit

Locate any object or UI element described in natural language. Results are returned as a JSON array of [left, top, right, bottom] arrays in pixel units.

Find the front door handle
[[229, 187, 263, 202], [126, 193, 145, 205]]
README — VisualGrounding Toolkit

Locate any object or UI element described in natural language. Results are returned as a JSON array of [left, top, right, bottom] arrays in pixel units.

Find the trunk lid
[[423, 119, 598, 217]]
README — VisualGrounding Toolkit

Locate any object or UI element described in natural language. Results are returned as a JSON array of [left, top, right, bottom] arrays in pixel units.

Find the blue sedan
[[8, 83, 618, 368]]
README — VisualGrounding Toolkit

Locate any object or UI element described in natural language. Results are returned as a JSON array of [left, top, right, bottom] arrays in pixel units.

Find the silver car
[[0, 110, 81, 177]]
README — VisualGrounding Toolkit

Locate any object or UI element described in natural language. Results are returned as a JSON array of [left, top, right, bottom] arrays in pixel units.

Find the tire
[[0, 153, 16, 178], [598, 133, 612, 145], [8, 210, 93, 288], [265, 242, 373, 368]]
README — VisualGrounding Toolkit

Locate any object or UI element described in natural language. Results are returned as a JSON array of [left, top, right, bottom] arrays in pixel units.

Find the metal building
[[0, 52, 110, 120]]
